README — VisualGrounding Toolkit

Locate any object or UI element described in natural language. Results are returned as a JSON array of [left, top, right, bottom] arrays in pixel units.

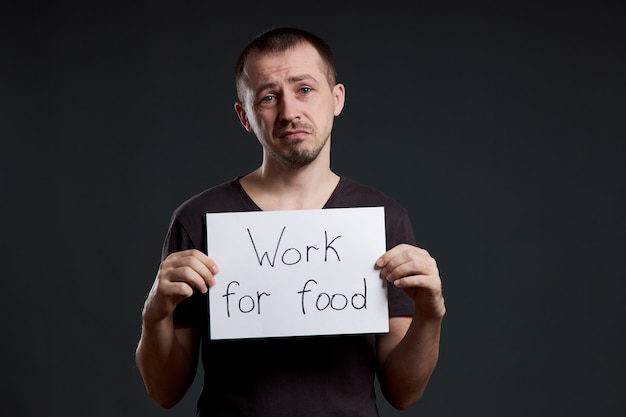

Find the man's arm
[[375, 244, 446, 410], [136, 323, 199, 408], [135, 249, 219, 408]]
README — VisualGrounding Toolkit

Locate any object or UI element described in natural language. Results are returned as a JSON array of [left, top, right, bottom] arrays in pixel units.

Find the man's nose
[[278, 94, 301, 122]]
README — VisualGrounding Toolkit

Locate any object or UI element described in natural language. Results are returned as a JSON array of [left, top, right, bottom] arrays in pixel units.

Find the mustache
[[275, 121, 313, 136]]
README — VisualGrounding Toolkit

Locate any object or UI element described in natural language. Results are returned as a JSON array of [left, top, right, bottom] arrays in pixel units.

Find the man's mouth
[[279, 129, 309, 140]]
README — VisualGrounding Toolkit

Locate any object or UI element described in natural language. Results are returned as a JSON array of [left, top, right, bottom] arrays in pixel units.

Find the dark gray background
[[2, 1, 625, 416]]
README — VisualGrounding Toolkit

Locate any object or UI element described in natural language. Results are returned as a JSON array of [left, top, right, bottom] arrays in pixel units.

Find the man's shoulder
[[172, 177, 253, 219], [333, 176, 408, 214]]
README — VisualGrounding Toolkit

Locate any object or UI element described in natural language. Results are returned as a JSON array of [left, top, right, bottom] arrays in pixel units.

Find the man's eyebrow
[[255, 82, 279, 95], [255, 74, 318, 95], [287, 74, 317, 84]]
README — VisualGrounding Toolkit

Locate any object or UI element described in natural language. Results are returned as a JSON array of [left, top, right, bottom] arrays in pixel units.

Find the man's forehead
[[243, 43, 325, 84]]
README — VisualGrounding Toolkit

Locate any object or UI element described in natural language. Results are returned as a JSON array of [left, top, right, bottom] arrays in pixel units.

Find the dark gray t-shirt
[[163, 176, 416, 417]]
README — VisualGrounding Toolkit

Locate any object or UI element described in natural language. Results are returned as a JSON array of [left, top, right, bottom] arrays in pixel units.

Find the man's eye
[[300, 87, 312, 94], [261, 95, 275, 102]]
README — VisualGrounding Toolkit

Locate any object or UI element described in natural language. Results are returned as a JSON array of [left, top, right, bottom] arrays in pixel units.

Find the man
[[136, 27, 445, 416]]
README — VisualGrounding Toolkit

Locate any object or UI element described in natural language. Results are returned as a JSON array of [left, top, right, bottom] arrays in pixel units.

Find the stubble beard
[[269, 122, 329, 169], [270, 137, 327, 169]]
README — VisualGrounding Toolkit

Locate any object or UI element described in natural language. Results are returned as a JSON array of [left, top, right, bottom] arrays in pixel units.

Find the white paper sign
[[206, 206, 388, 340]]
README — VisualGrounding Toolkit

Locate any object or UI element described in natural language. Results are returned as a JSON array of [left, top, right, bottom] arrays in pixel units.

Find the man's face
[[235, 42, 345, 169]]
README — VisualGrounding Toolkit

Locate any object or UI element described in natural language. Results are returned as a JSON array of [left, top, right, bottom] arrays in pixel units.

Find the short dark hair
[[234, 27, 338, 102]]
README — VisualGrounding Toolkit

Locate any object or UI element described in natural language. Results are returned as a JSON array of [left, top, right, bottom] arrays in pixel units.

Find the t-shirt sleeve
[[385, 206, 417, 317], [162, 216, 207, 328]]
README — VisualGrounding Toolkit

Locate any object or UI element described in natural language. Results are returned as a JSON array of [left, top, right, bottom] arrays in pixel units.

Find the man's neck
[[240, 160, 340, 211]]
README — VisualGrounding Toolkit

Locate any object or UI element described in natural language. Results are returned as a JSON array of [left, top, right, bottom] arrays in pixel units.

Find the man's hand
[[142, 249, 219, 323], [376, 244, 445, 319]]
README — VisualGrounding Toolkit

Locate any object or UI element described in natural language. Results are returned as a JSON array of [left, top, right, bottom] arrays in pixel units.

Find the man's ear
[[333, 83, 346, 117], [234, 102, 254, 132]]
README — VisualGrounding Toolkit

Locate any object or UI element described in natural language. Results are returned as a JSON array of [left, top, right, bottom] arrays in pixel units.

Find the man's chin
[[277, 151, 319, 169]]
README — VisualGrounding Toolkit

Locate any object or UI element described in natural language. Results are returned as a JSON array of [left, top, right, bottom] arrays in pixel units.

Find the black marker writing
[[297, 278, 367, 315], [247, 227, 342, 267], [222, 280, 271, 317]]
